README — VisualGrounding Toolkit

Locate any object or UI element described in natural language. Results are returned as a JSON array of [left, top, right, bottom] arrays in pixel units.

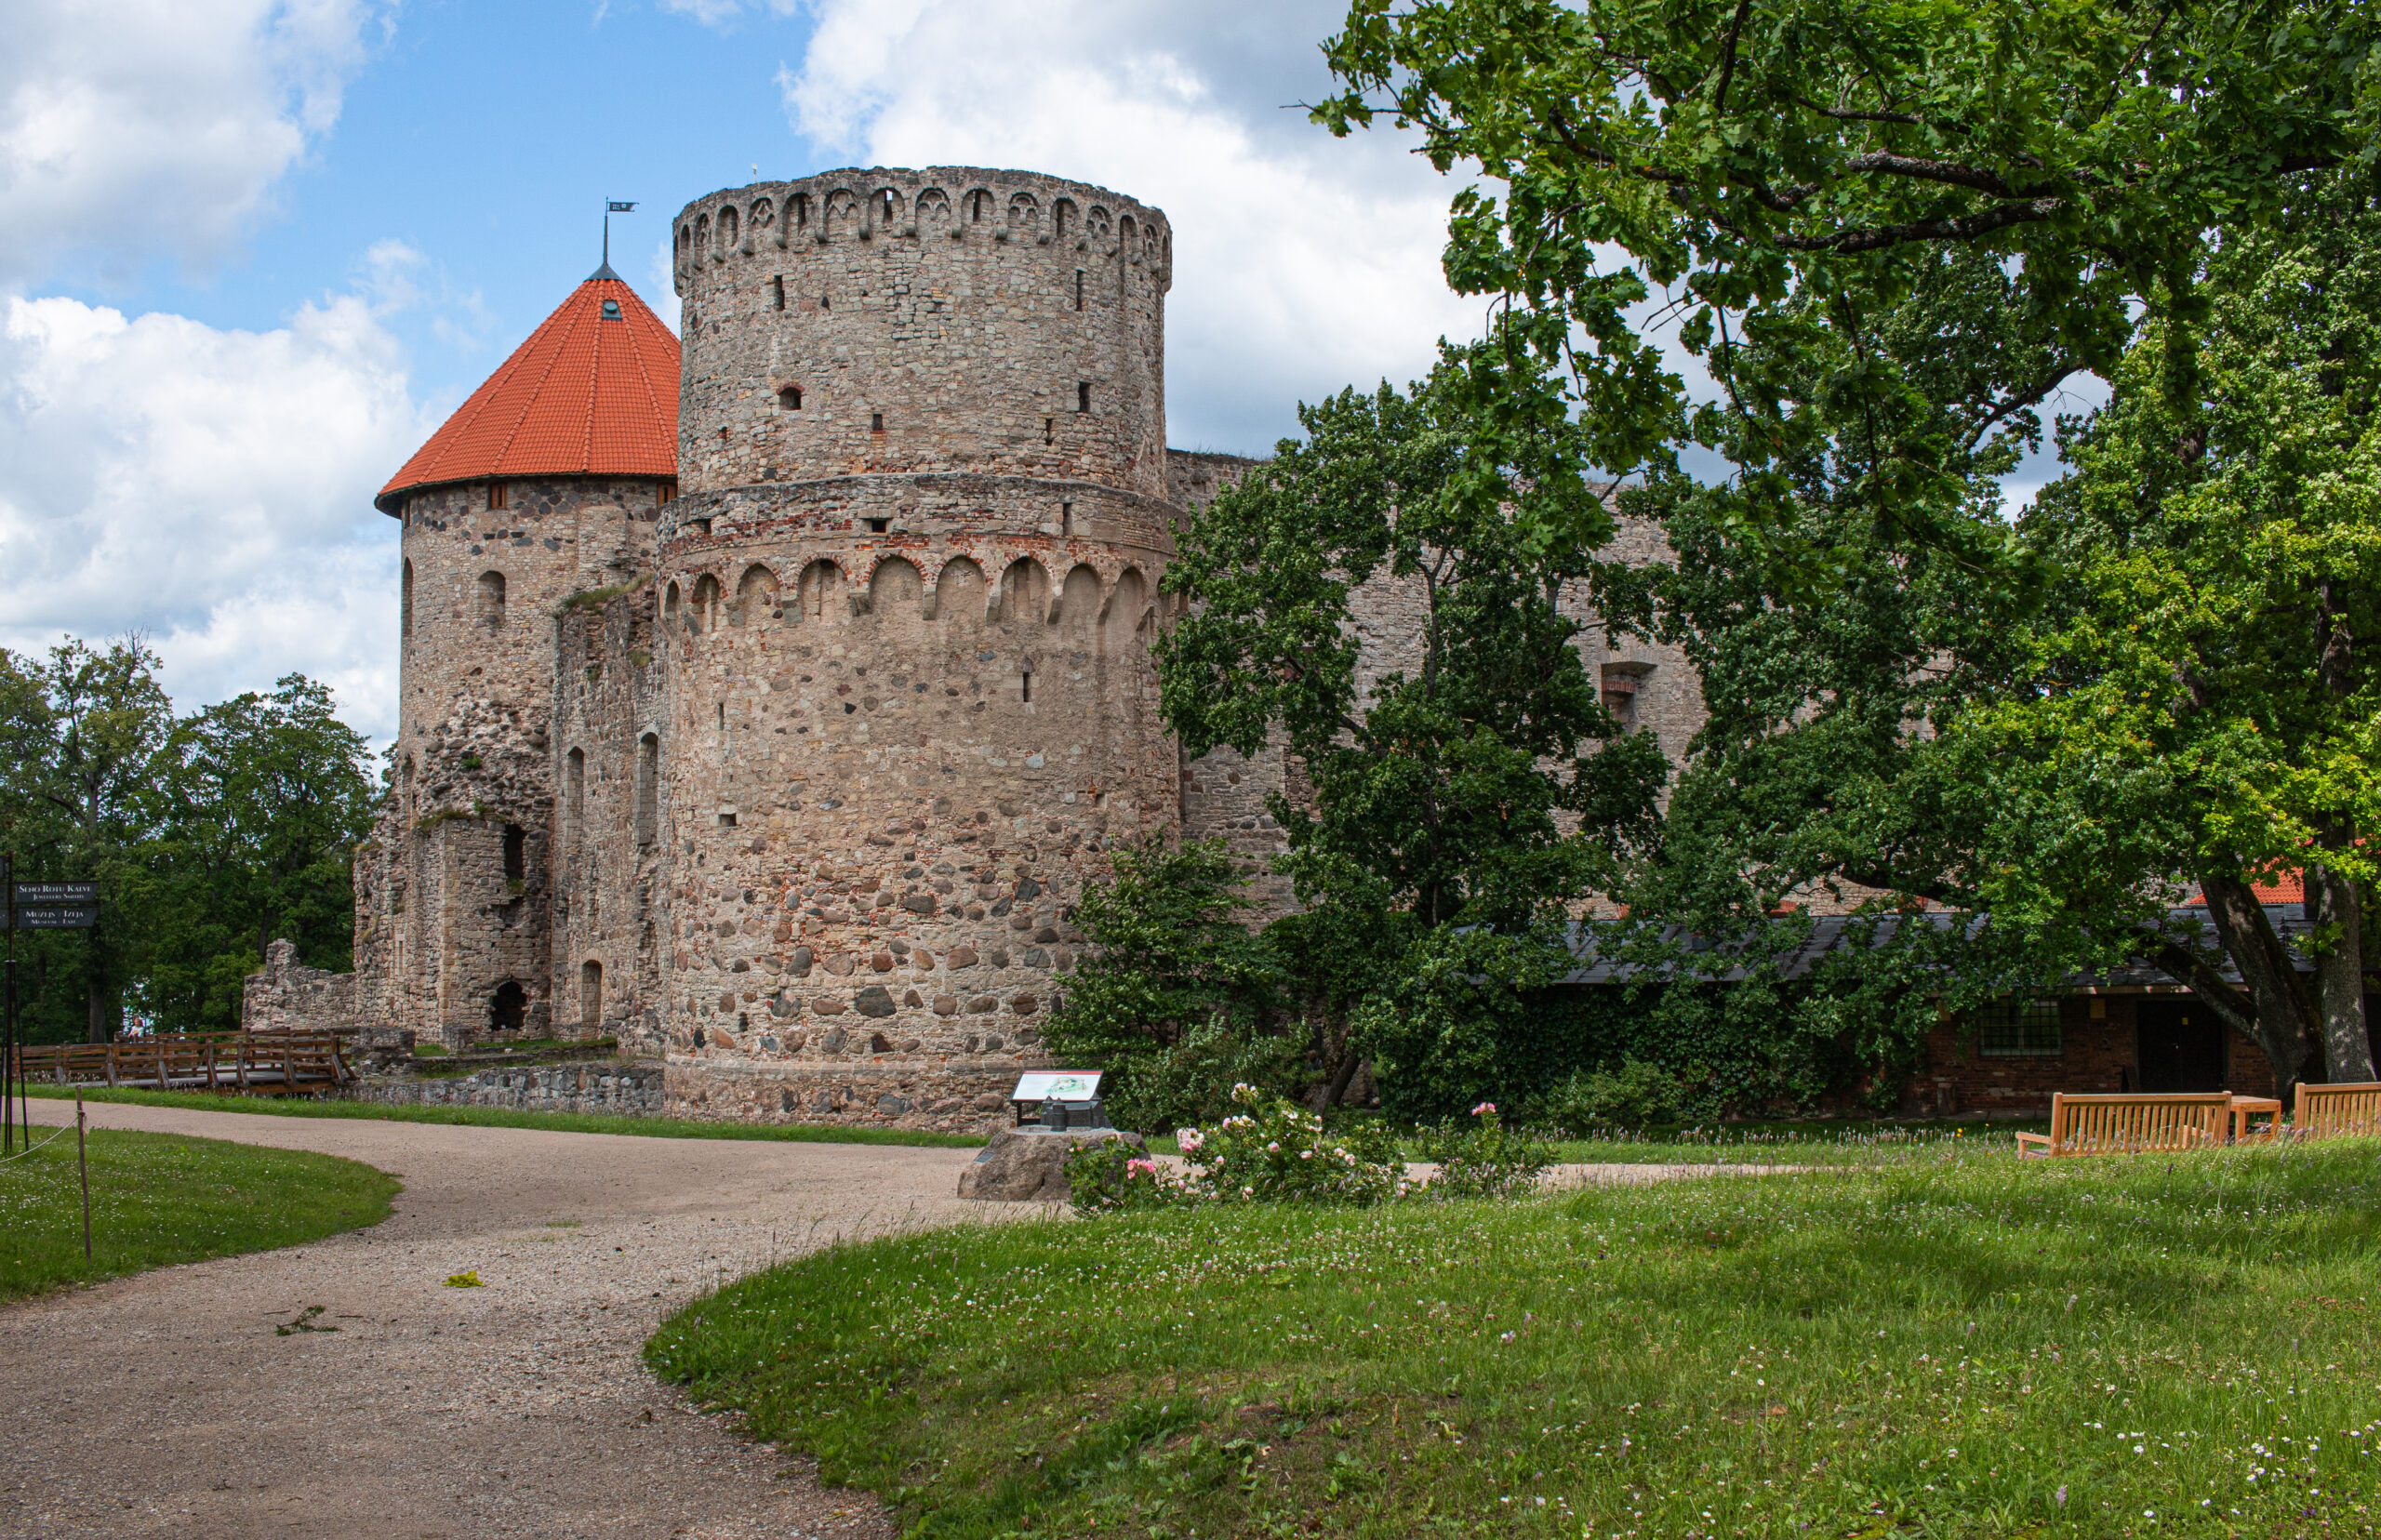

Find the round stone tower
[[357, 266, 682, 1047], [652, 168, 1178, 1119]]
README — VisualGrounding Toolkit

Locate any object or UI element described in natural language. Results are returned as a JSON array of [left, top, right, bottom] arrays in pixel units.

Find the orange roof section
[[376, 269, 681, 513]]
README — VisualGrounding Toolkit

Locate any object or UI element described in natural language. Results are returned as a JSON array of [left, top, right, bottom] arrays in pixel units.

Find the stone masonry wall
[[354, 476, 664, 1044], [672, 169, 1172, 500], [552, 581, 669, 1056], [346, 1060, 667, 1116], [241, 939, 355, 1034]]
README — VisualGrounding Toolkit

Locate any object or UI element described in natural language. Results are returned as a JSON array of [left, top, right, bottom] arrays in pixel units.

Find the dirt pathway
[[1, 1101, 1000, 1540]]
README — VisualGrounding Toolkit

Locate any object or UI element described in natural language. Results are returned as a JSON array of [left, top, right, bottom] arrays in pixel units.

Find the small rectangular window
[[1060, 502, 1072, 536], [866, 517, 888, 534], [778, 385, 802, 410], [487, 482, 508, 511], [1020, 669, 1032, 704], [1077, 381, 1091, 413], [772, 275, 786, 311], [871, 412, 885, 432], [717, 811, 738, 828], [1975, 998, 2064, 1057], [1074, 270, 1084, 311]]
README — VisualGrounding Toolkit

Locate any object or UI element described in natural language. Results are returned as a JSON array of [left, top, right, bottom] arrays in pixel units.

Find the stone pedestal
[[956, 1126, 1145, 1202]]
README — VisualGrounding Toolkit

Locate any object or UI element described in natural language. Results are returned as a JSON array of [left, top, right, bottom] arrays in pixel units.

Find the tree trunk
[[2306, 855, 2376, 1082], [2197, 872, 2320, 1097], [86, 975, 111, 1045]]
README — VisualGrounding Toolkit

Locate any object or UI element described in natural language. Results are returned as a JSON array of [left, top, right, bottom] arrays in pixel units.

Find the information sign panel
[[14, 882, 97, 904], [1011, 1070, 1102, 1103], [13, 907, 98, 929]]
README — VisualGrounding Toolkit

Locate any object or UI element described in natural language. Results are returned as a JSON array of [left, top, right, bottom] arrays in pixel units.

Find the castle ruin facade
[[352, 166, 1707, 1131]]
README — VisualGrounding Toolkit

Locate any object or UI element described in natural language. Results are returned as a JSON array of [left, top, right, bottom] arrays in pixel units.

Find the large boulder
[[957, 1126, 1145, 1202]]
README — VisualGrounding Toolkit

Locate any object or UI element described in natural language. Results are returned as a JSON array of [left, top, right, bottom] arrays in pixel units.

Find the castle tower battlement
[[672, 169, 1170, 498], [592, 171, 1180, 1119]]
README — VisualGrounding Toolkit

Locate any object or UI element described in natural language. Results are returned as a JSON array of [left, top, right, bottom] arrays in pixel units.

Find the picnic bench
[[10, 1031, 350, 1095], [2015, 1093, 2237, 1157], [2295, 1081, 2381, 1139]]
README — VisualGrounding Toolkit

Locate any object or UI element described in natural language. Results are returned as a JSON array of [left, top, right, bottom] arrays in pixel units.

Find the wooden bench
[[2295, 1081, 2381, 1138], [2015, 1093, 2234, 1157]]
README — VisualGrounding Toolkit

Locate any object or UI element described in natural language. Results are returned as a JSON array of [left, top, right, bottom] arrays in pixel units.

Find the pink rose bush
[[1068, 1084, 1404, 1213]]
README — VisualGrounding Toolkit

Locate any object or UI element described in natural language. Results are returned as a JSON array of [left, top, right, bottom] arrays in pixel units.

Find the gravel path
[[1, 1100, 1001, 1540], [0, 1102, 1788, 1539]]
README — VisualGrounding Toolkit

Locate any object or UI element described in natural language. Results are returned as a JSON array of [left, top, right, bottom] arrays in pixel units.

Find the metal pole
[[76, 1086, 91, 1262], [4, 851, 13, 1156]]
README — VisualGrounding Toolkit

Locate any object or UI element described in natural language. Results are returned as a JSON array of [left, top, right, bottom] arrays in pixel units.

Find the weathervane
[[600, 200, 636, 278]]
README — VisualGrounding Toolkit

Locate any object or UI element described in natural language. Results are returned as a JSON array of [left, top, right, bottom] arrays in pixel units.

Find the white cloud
[[0, 286, 431, 737], [0, 0, 378, 287], [778, 0, 1483, 454]]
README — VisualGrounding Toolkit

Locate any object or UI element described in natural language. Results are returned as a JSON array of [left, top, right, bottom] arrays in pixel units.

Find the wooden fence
[[11, 1031, 350, 1095]]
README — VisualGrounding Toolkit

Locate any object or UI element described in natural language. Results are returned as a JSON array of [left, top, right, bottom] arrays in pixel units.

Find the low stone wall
[[347, 1061, 666, 1117], [663, 1057, 1018, 1135]]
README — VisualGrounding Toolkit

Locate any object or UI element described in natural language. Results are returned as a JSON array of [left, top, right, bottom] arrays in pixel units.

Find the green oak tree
[[1154, 345, 1670, 1118], [137, 674, 378, 1031], [1316, 0, 2376, 549]]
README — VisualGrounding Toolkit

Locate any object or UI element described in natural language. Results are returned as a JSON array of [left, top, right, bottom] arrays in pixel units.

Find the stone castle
[[348, 166, 1705, 1131]]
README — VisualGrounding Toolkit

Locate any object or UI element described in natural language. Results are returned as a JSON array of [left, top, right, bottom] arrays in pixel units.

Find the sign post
[[2, 874, 100, 1149]]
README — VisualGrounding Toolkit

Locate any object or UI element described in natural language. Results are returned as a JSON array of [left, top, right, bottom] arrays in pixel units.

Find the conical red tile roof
[[377, 269, 680, 512]]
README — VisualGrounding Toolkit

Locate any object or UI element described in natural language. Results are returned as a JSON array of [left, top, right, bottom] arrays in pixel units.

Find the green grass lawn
[[649, 1140, 2381, 1540], [26, 1083, 988, 1148], [0, 1125, 398, 1299]]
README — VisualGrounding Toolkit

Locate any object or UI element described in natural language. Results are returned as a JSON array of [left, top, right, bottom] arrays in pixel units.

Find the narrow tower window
[[1060, 502, 1072, 536], [882, 191, 894, 222], [778, 385, 802, 410], [401, 559, 414, 638], [477, 570, 506, 630], [1078, 381, 1091, 413], [871, 412, 885, 432], [1044, 417, 1054, 445], [1020, 665, 1033, 704], [502, 823, 526, 883], [565, 748, 585, 851], [487, 482, 508, 511], [635, 734, 659, 848], [772, 275, 786, 311], [1075, 270, 1084, 311], [581, 960, 603, 1035]]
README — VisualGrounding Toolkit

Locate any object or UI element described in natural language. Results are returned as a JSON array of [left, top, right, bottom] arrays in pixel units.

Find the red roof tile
[[377, 272, 679, 512], [2188, 871, 2305, 906]]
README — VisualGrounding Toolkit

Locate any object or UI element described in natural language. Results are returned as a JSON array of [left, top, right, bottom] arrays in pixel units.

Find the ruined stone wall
[[672, 169, 1171, 499], [354, 476, 665, 1045], [241, 939, 355, 1034], [552, 581, 668, 1055]]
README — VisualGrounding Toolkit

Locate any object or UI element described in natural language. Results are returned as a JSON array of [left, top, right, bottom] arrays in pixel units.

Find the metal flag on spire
[[596, 201, 636, 281]]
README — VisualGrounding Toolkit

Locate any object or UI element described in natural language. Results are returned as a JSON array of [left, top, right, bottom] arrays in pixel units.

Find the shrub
[[1063, 1140, 1180, 1215], [1418, 1102, 1555, 1200], [1546, 1057, 1688, 1134], [1069, 1085, 1405, 1215]]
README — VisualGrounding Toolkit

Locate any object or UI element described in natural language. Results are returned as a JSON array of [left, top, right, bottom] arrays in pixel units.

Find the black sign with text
[[12, 907, 98, 929], [14, 882, 98, 905]]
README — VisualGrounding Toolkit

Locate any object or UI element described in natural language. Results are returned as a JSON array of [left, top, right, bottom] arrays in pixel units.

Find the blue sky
[[0, 0, 2082, 746]]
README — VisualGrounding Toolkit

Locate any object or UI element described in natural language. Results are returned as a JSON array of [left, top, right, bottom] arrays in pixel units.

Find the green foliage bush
[[1417, 1102, 1555, 1199], [1543, 1057, 1687, 1134]]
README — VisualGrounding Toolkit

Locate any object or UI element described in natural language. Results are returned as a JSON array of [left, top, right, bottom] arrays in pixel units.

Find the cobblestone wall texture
[[346, 1061, 667, 1116], [241, 939, 356, 1034]]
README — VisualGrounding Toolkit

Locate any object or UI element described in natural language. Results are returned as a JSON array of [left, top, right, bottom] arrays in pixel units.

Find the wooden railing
[[10, 1031, 350, 1095]]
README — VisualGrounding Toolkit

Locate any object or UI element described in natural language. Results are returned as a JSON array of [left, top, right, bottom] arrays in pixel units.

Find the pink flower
[[1126, 1158, 1158, 1176], [1472, 1102, 1496, 1117], [1177, 1127, 1204, 1153]]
